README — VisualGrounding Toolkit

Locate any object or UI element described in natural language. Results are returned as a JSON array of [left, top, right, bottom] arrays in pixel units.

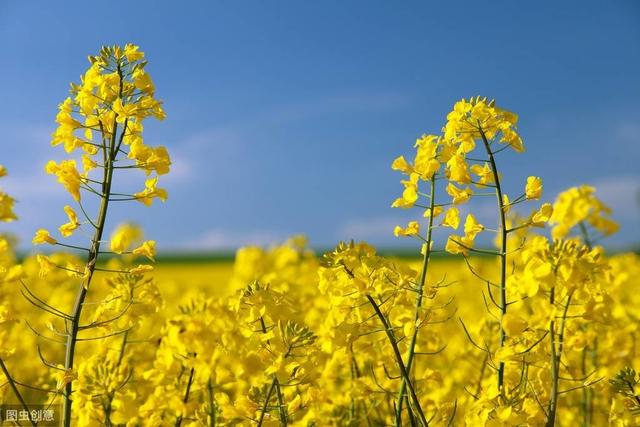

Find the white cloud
[[339, 216, 404, 241], [161, 151, 194, 185], [591, 175, 640, 219], [184, 228, 285, 250]]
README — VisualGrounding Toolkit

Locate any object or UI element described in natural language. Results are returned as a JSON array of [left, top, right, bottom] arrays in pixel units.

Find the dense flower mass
[[2, 233, 638, 426], [0, 56, 638, 427]]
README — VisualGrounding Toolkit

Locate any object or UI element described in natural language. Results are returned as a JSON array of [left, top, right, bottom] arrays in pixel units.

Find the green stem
[[207, 378, 217, 427], [104, 330, 129, 426], [175, 366, 195, 427], [274, 378, 288, 426], [479, 126, 508, 390], [546, 290, 573, 426], [258, 316, 288, 426], [257, 377, 278, 427], [578, 222, 593, 427], [116, 330, 129, 367], [0, 357, 37, 427], [350, 345, 374, 426], [366, 295, 429, 427], [395, 176, 436, 427], [62, 64, 127, 427], [62, 127, 116, 426], [580, 343, 590, 427], [578, 222, 592, 249]]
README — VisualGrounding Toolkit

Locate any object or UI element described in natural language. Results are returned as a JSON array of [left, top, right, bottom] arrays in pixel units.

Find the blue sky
[[1, 1, 639, 251]]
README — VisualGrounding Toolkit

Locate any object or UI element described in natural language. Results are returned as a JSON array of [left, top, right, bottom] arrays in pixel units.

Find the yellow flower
[[525, 176, 543, 200], [446, 154, 471, 184], [129, 264, 154, 275], [134, 176, 168, 206], [37, 254, 56, 278], [414, 136, 441, 179], [33, 229, 57, 245], [394, 221, 420, 237], [143, 146, 171, 175], [444, 97, 525, 153], [531, 203, 553, 225], [133, 240, 156, 261], [441, 207, 460, 229], [124, 43, 145, 62], [502, 127, 524, 152], [391, 155, 413, 174], [110, 223, 143, 254], [463, 214, 484, 239], [494, 346, 517, 363], [3, 265, 24, 282], [65, 262, 88, 279], [59, 205, 80, 237], [391, 173, 419, 209], [45, 159, 82, 201], [128, 140, 152, 162], [415, 157, 440, 180], [81, 154, 97, 175], [133, 69, 155, 94], [502, 194, 510, 213], [549, 185, 618, 239], [502, 313, 528, 336], [423, 206, 443, 218], [0, 191, 17, 222], [445, 235, 474, 255], [470, 162, 494, 185], [56, 368, 78, 391], [113, 98, 138, 123], [446, 183, 473, 205], [287, 394, 303, 413]]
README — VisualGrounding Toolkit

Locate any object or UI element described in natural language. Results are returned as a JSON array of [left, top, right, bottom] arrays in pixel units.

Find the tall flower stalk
[[61, 126, 115, 424], [389, 133, 447, 424], [395, 175, 437, 426], [30, 45, 169, 426], [367, 295, 429, 427], [477, 126, 509, 389], [440, 97, 549, 394]]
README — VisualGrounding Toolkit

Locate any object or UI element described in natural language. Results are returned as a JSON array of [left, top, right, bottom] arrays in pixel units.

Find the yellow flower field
[[1, 44, 639, 427]]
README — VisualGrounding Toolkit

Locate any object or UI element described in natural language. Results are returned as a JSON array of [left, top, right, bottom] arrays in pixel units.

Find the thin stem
[[257, 377, 278, 427], [546, 290, 573, 426], [478, 125, 508, 391], [175, 367, 195, 427], [578, 222, 594, 426], [395, 175, 436, 427], [366, 295, 429, 427], [55, 242, 90, 252], [0, 358, 37, 427], [104, 332, 129, 427], [257, 316, 288, 425], [274, 378, 288, 426], [578, 222, 593, 250], [207, 378, 217, 427], [62, 65, 122, 427]]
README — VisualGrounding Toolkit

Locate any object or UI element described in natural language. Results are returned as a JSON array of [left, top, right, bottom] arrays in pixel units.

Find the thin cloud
[[339, 216, 404, 241], [591, 175, 640, 220], [182, 228, 286, 250]]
